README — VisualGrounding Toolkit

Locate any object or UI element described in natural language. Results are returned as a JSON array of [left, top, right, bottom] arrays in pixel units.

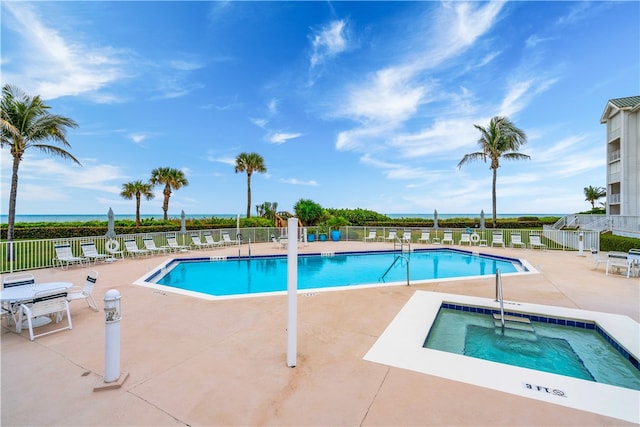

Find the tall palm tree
[[457, 116, 529, 228], [234, 152, 266, 218], [1, 84, 79, 247], [584, 185, 606, 210], [120, 180, 154, 226], [149, 167, 189, 220]]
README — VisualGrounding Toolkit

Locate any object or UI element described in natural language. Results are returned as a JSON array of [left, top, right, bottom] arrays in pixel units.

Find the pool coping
[[363, 290, 640, 424], [132, 248, 538, 300]]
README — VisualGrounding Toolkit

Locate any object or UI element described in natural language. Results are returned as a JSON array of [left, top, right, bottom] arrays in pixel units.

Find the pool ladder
[[495, 269, 505, 328], [380, 254, 410, 286]]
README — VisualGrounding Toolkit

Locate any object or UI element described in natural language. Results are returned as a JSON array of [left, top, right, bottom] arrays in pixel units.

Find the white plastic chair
[[363, 230, 377, 242], [401, 230, 412, 243], [124, 239, 151, 257], [590, 249, 608, 270], [417, 230, 430, 244], [67, 270, 99, 311], [510, 233, 526, 248], [491, 231, 505, 247], [384, 230, 397, 242], [190, 234, 212, 249], [441, 231, 454, 245], [143, 237, 170, 255], [20, 288, 72, 341], [166, 234, 190, 251], [3, 273, 35, 288], [529, 234, 547, 250], [459, 234, 471, 245], [81, 242, 111, 264], [203, 233, 223, 248], [53, 243, 86, 268]]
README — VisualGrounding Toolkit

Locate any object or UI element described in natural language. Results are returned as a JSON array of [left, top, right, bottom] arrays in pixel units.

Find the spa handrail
[[495, 269, 505, 327]]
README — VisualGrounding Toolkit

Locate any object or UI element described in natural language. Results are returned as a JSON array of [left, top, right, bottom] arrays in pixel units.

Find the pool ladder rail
[[494, 269, 535, 336], [380, 254, 410, 286]]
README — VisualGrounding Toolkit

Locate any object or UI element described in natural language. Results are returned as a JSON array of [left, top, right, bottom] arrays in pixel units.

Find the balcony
[[609, 193, 621, 204]]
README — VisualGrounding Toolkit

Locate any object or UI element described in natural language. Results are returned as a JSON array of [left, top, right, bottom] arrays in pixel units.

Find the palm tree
[[120, 180, 154, 226], [149, 167, 189, 220], [457, 116, 529, 228], [234, 152, 266, 218], [584, 185, 606, 210], [1, 84, 79, 249]]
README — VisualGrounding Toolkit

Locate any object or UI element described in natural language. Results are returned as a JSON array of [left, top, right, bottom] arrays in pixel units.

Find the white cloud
[[269, 132, 302, 145], [310, 20, 348, 68], [251, 118, 268, 128], [128, 133, 149, 144], [279, 178, 318, 186]]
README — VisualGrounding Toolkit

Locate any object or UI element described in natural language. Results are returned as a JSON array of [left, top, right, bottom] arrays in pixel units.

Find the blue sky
[[1, 1, 638, 217]]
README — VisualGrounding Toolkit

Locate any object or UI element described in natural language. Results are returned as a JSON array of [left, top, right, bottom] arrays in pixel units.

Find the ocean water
[[0, 213, 564, 224]]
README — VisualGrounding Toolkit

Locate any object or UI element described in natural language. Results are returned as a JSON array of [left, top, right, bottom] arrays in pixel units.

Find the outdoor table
[[1, 282, 73, 332]]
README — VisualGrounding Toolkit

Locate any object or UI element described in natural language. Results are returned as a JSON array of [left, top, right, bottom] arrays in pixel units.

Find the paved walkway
[[1, 241, 638, 426]]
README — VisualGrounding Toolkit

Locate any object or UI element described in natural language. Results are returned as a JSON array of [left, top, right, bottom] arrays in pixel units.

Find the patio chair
[[605, 254, 632, 277], [80, 242, 111, 264], [53, 243, 86, 269], [20, 288, 72, 341], [3, 272, 35, 288], [510, 233, 526, 248], [491, 231, 505, 248], [441, 231, 454, 245], [67, 270, 99, 311], [166, 234, 190, 251], [124, 239, 151, 257], [191, 234, 212, 249], [401, 230, 412, 243], [590, 249, 608, 270], [363, 230, 377, 242], [203, 232, 223, 248], [529, 234, 546, 250], [459, 233, 471, 245], [626, 249, 640, 278], [384, 229, 397, 242], [417, 230, 430, 244], [143, 237, 171, 255], [221, 231, 239, 246]]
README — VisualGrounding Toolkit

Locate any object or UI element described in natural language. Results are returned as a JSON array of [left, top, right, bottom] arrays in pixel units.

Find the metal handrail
[[495, 269, 504, 328], [380, 254, 410, 286]]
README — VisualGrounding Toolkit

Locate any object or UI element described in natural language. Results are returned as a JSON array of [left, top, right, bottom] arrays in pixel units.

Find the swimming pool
[[364, 291, 640, 423], [142, 249, 531, 298]]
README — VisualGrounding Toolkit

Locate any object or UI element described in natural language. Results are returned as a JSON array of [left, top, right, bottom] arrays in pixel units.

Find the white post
[[578, 232, 585, 257], [287, 217, 298, 367], [104, 289, 122, 382]]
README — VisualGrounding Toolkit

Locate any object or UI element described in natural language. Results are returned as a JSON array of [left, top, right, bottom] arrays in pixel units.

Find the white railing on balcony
[[608, 172, 621, 183], [609, 193, 621, 204], [609, 149, 621, 162], [0, 227, 601, 273]]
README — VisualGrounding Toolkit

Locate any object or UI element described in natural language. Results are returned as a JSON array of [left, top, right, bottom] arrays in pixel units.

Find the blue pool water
[[424, 307, 640, 390], [151, 249, 522, 297]]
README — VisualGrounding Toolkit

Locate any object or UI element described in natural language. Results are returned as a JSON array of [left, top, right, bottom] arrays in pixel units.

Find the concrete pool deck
[[1, 241, 639, 426]]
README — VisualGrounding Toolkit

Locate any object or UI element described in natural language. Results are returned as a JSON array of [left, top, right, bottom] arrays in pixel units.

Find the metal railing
[[0, 226, 601, 273]]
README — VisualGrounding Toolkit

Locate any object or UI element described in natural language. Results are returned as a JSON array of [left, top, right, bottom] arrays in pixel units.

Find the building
[[600, 96, 640, 216]]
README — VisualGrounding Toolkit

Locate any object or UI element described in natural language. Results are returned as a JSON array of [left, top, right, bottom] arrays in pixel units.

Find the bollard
[[578, 232, 585, 257], [94, 289, 128, 391]]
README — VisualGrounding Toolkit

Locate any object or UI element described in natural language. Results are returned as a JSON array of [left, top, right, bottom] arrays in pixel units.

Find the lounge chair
[[401, 230, 412, 243], [203, 232, 223, 248], [221, 231, 239, 246], [67, 270, 99, 311], [529, 234, 546, 250], [491, 231, 505, 248], [20, 288, 72, 341], [124, 239, 151, 257], [191, 234, 213, 249], [605, 253, 632, 277], [417, 230, 430, 244], [166, 234, 190, 252], [590, 249, 608, 270], [628, 249, 640, 277], [143, 237, 171, 255], [384, 229, 397, 242], [459, 233, 471, 245], [441, 231, 454, 245], [53, 243, 86, 269], [510, 233, 526, 248], [363, 230, 377, 243], [81, 242, 111, 264]]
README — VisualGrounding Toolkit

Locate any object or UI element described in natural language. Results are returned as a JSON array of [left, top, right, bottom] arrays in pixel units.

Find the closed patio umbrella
[[180, 210, 187, 246], [433, 209, 439, 229], [480, 209, 485, 230], [106, 208, 116, 239]]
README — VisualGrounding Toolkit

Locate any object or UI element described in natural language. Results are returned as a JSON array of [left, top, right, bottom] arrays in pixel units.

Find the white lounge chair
[[605, 253, 632, 277], [491, 231, 505, 248], [203, 233, 223, 248], [628, 249, 640, 277], [459, 233, 471, 245], [417, 230, 430, 244], [221, 231, 239, 246], [529, 234, 546, 250], [124, 239, 151, 257], [67, 270, 99, 311], [401, 230, 412, 243], [384, 229, 397, 242], [20, 288, 72, 341], [166, 234, 190, 252], [590, 249, 608, 270], [81, 242, 111, 264], [53, 243, 86, 269], [363, 230, 377, 242], [441, 231, 454, 245], [191, 234, 213, 249], [510, 233, 526, 248], [143, 237, 171, 255]]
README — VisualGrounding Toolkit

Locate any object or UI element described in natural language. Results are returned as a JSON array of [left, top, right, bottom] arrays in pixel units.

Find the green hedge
[[600, 233, 640, 252]]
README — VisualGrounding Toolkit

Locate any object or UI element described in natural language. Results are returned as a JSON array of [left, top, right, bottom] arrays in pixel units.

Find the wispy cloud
[[1, 2, 127, 100], [270, 132, 302, 145], [279, 178, 318, 186], [309, 20, 348, 69], [128, 133, 150, 144]]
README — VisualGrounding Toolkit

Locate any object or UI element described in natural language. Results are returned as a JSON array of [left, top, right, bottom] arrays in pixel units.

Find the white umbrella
[[433, 209, 439, 229], [106, 208, 116, 239], [480, 209, 485, 230], [180, 210, 187, 246]]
